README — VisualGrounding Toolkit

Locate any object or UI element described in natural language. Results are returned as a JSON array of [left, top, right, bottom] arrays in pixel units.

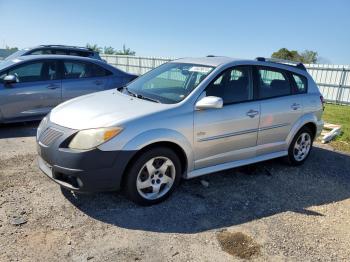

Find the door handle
[[246, 109, 259, 118], [46, 84, 60, 90], [291, 103, 301, 110]]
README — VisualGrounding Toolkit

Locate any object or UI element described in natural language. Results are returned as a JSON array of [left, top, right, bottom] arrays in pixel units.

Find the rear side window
[[63, 61, 111, 79], [292, 74, 307, 94], [90, 63, 112, 77], [257, 68, 291, 99]]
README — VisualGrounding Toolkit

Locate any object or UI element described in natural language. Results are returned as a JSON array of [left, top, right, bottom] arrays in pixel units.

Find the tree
[[5, 45, 18, 52], [115, 44, 136, 56], [300, 50, 318, 64], [103, 46, 115, 54], [271, 48, 318, 64], [86, 43, 102, 53]]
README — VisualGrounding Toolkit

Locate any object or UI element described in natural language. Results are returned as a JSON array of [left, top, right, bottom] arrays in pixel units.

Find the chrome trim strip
[[258, 123, 289, 131], [197, 123, 289, 142], [198, 128, 258, 142]]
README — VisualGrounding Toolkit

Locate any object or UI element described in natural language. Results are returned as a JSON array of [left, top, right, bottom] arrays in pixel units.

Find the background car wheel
[[285, 126, 314, 166], [124, 147, 182, 205]]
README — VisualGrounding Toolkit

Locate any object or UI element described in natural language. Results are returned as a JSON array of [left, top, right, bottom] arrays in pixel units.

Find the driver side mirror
[[195, 96, 223, 110], [3, 75, 17, 85]]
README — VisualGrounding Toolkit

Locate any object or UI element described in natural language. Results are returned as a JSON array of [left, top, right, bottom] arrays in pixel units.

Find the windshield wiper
[[118, 86, 138, 97], [137, 95, 160, 103], [120, 86, 160, 103]]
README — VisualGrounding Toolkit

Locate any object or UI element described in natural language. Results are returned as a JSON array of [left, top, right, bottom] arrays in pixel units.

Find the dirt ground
[[1, 122, 350, 262]]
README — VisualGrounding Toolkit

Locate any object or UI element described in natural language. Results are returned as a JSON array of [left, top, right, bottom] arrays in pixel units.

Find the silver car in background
[[0, 55, 137, 123], [36, 56, 324, 205]]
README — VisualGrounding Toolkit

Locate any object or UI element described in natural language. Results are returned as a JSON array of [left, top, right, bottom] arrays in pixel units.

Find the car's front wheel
[[124, 147, 181, 205], [286, 126, 313, 165]]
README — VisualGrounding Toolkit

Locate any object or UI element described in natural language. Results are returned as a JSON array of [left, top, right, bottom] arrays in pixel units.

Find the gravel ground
[[1, 122, 350, 261]]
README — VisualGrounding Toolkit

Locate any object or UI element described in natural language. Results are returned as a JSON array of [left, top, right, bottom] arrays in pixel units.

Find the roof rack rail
[[206, 55, 216, 57], [39, 45, 94, 52], [255, 57, 306, 71]]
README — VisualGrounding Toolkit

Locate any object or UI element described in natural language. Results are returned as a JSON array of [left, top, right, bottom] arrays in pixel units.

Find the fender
[[122, 128, 195, 171], [286, 113, 323, 146]]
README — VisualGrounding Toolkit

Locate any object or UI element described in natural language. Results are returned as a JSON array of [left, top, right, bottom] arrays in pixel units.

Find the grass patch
[[322, 104, 350, 152]]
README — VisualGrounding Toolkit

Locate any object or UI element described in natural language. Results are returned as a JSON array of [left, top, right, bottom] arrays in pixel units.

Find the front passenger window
[[8, 61, 58, 83], [206, 66, 252, 104]]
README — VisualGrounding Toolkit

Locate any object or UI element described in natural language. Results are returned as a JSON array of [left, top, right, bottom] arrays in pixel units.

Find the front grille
[[39, 127, 64, 146]]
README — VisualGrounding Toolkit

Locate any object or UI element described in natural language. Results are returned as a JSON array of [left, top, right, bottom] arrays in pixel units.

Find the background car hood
[[50, 90, 170, 129]]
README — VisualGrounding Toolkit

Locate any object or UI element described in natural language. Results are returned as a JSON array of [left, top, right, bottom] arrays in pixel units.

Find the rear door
[[193, 65, 260, 169], [60, 60, 112, 101], [255, 66, 304, 155], [0, 60, 61, 121]]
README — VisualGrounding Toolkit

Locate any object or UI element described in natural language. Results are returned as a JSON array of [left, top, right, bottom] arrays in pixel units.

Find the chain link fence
[[101, 54, 350, 105]]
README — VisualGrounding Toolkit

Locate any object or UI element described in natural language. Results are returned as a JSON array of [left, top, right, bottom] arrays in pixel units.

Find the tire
[[285, 126, 314, 166], [124, 147, 182, 206]]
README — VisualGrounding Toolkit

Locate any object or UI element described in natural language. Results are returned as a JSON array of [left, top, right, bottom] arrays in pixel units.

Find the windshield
[[125, 63, 214, 104], [4, 50, 27, 61]]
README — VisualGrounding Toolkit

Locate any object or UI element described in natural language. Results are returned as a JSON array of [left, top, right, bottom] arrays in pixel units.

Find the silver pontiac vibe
[[36, 56, 324, 205]]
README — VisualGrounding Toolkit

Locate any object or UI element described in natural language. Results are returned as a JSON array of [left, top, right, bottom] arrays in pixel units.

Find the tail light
[[320, 95, 325, 110]]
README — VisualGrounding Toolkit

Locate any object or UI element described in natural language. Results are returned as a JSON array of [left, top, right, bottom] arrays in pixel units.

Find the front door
[[193, 66, 260, 169], [0, 60, 61, 121]]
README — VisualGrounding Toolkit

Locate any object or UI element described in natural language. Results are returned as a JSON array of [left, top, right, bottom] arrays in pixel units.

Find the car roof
[[7, 54, 100, 63], [31, 45, 95, 52], [0, 55, 123, 74], [172, 56, 308, 75], [172, 56, 238, 67]]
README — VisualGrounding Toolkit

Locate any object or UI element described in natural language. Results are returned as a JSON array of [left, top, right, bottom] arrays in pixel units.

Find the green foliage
[[5, 45, 18, 51], [115, 44, 136, 56], [103, 46, 115, 54], [271, 48, 318, 63], [86, 43, 136, 55], [85, 43, 102, 53]]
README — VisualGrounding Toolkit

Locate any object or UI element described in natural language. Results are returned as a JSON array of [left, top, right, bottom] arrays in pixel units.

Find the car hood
[[50, 90, 171, 130]]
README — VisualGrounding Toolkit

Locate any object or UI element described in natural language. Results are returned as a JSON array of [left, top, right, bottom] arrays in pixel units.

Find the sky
[[0, 0, 349, 64]]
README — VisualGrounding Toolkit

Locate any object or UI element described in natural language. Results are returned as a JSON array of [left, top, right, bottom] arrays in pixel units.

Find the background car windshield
[[4, 50, 27, 61], [126, 63, 214, 104]]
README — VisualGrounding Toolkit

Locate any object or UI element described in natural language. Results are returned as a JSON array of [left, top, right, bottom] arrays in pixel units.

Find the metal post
[[126, 56, 129, 73], [336, 67, 347, 104], [139, 56, 141, 75]]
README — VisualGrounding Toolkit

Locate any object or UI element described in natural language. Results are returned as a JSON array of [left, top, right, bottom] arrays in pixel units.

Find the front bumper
[[37, 121, 135, 192]]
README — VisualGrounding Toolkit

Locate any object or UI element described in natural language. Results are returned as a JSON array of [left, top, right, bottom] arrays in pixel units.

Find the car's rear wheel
[[286, 126, 313, 166], [124, 147, 181, 205]]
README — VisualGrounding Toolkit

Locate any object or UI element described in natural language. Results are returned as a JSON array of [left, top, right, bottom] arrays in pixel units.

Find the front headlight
[[68, 127, 123, 150]]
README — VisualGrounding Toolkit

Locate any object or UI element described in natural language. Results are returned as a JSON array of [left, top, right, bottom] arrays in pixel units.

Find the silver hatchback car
[[37, 56, 324, 205]]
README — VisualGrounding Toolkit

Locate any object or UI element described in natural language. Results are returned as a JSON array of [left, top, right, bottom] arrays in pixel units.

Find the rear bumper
[[37, 121, 136, 192], [315, 119, 324, 138]]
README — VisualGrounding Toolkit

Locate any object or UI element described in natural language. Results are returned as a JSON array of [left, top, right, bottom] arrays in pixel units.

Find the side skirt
[[184, 151, 288, 179]]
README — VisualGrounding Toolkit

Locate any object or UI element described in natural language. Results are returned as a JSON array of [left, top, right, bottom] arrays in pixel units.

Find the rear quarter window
[[292, 74, 307, 94]]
